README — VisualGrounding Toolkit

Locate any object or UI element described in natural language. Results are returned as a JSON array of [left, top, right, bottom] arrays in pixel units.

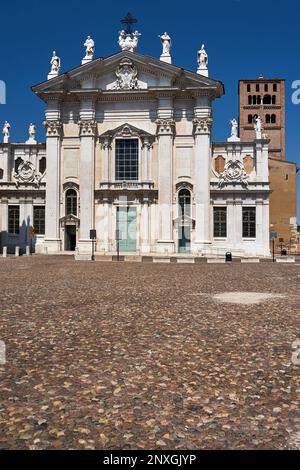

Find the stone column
[[78, 120, 97, 255], [256, 199, 264, 255], [262, 201, 270, 256], [141, 199, 150, 253], [226, 200, 235, 247], [0, 198, 8, 250], [101, 198, 111, 253], [1, 143, 11, 181], [101, 138, 111, 182], [234, 202, 243, 250], [141, 138, 152, 181], [44, 120, 63, 253], [193, 116, 212, 250], [156, 118, 175, 253]]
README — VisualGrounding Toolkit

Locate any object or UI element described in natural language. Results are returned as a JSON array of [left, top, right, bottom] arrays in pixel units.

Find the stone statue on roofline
[[118, 30, 141, 52], [2, 121, 10, 143], [197, 44, 209, 77], [82, 36, 95, 64], [159, 32, 172, 64]]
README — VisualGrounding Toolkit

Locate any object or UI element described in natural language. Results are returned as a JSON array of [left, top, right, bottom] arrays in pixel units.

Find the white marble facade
[[0, 50, 270, 258]]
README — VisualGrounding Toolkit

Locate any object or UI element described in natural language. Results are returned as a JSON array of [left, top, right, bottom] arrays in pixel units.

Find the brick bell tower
[[238, 77, 285, 160], [238, 77, 298, 253]]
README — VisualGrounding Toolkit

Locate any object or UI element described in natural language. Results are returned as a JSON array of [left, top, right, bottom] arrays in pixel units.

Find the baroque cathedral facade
[[0, 25, 272, 259]]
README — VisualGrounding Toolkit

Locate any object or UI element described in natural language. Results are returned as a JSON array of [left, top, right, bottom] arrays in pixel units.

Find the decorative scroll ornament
[[218, 159, 249, 188], [13, 161, 42, 188], [43, 120, 62, 137], [193, 118, 212, 134], [114, 58, 139, 90]]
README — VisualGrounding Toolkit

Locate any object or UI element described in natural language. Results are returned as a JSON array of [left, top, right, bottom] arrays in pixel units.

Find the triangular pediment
[[32, 51, 224, 99], [99, 123, 155, 141]]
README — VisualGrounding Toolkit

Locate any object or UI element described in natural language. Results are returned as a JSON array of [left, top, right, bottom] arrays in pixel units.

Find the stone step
[[276, 257, 295, 263], [241, 258, 260, 263], [177, 258, 195, 264]]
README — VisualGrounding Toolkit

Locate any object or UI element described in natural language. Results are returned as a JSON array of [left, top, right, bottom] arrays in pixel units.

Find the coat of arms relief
[[114, 58, 139, 90], [13, 160, 42, 187], [218, 159, 249, 189]]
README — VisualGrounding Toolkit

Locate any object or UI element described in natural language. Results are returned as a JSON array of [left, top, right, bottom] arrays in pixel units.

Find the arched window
[[39, 157, 46, 174], [248, 115, 253, 124], [66, 189, 77, 216], [266, 114, 271, 124], [253, 95, 257, 105], [257, 95, 261, 105], [272, 95, 276, 104], [263, 94, 271, 104], [178, 189, 191, 218], [271, 114, 276, 124], [248, 95, 252, 105], [264, 84, 269, 92], [0, 168, 3, 179]]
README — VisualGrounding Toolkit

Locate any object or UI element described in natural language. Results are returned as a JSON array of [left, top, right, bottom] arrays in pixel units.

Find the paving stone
[[0, 257, 299, 450]]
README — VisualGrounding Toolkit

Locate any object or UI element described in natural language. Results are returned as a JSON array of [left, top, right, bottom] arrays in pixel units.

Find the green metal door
[[178, 226, 191, 253], [117, 207, 137, 252]]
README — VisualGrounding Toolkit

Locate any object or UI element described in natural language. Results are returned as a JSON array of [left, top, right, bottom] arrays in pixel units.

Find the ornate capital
[[43, 120, 62, 137], [156, 119, 175, 136], [100, 137, 112, 150], [141, 135, 154, 150], [193, 118, 212, 135], [78, 120, 97, 137]]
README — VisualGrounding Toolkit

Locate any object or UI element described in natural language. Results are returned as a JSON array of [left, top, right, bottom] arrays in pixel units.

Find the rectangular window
[[8, 206, 20, 235], [256, 84, 260, 92], [242, 207, 256, 238], [247, 84, 251, 92], [214, 207, 227, 238], [273, 83, 277, 92], [115, 139, 139, 181], [33, 206, 45, 235]]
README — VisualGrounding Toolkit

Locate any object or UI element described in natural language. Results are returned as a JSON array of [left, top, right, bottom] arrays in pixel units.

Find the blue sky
[[0, 0, 299, 216]]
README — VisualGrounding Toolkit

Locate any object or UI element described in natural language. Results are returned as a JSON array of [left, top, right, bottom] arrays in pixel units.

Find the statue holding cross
[[118, 13, 141, 52]]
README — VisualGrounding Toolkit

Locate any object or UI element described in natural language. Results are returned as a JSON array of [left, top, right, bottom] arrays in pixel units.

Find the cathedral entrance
[[65, 225, 76, 251], [178, 226, 191, 253], [116, 207, 137, 252]]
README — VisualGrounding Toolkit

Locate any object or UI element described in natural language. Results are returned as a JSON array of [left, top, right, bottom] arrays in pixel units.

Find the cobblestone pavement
[[0, 256, 299, 450]]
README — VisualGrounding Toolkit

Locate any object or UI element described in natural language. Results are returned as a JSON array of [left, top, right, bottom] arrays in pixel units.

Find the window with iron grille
[[115, 139, 139, 181], [66, 189, 77, 216], [214, 207, 227, 238], [242, 207, 256, 238], [33, 206, 45, 235], [8, 206, 19, 234]]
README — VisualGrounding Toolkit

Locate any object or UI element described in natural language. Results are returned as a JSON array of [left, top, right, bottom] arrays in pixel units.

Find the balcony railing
[[99, 181, 155, 190]]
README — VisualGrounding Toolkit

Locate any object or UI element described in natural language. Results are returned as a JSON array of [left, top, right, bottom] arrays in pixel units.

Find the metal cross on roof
[[120, 12, 137, 35]]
